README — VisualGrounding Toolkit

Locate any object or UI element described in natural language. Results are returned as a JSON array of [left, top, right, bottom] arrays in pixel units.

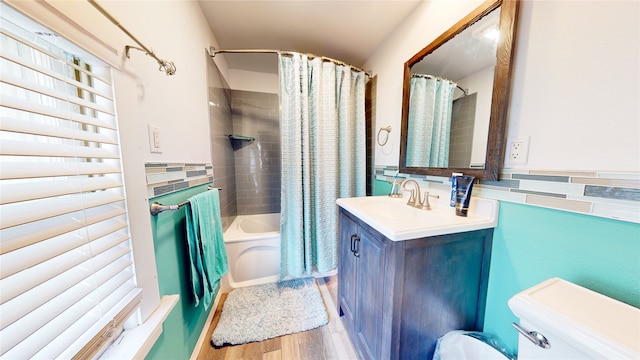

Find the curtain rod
[[209, 47, 373, 78], [87, 0, 176, 76], [412, 73, 468, 96]]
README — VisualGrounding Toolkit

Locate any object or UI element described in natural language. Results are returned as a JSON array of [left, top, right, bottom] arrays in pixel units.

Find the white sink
[[356, 198, 445, 222], [336, 191, 498, 241]]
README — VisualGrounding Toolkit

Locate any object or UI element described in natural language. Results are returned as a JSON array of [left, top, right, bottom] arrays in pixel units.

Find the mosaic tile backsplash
[[376, 166, 640, 224], [145, 163, 213, 198]]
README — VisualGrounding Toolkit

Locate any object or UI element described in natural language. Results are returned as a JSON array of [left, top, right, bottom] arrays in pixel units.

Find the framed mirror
[[399, 0, 520, 181]]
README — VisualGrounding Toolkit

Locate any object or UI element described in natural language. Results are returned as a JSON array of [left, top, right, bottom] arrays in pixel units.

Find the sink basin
[[358, 198, 444, 221], [336, 192, 498, 241]]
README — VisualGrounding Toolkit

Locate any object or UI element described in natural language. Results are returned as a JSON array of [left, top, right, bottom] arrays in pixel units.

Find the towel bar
[[150, 186, 221, 216]]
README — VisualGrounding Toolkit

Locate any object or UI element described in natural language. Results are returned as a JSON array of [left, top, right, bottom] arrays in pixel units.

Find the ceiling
[[197, 0, 422, 74]]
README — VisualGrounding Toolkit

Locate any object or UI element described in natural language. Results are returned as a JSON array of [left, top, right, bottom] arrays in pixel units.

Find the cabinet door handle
[[353, 235, 360, 257], [350, 233, 357, 254]]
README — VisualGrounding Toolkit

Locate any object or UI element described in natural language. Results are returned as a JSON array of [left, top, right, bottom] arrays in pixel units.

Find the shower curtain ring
[[377, 126, 392, 146]]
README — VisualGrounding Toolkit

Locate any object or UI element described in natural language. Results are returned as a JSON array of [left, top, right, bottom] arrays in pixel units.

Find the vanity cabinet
[[339, 209, 389, 360], [337, 208, 493, 360]]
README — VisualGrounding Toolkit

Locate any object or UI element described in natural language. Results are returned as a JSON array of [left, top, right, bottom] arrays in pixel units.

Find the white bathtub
[[220, 213, 281, 291]]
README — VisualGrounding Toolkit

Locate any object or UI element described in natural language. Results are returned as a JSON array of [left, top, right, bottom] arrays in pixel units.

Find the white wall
[[106, 1, 228, 320], [98, 1, 225, 163], [366, 0, 640, 172], [229, 69, 279, 93], [507, 0, 639, 171]]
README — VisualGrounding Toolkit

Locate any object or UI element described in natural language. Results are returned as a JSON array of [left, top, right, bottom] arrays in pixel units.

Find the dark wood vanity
[[338, 208, 493, 360]]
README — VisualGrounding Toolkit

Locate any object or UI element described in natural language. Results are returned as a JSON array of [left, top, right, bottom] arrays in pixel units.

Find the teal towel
[[185, 189, 228, 310]]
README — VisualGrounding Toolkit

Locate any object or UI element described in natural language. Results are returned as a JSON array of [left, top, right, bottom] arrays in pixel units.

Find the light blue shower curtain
[[279, 53, 366, 278], [406, 76, 456, 167]]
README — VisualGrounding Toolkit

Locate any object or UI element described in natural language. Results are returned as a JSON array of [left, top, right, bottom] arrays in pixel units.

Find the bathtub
[[220, 213, 281, 291]]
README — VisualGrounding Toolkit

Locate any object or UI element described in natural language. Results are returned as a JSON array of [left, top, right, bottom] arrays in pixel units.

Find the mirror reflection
[[400, 0, 519, 181], [406, 8, 500, 169]]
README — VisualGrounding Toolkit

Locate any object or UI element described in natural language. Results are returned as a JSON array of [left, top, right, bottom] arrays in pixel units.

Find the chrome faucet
[[401, 179, 421, 206], [400, 179, 439, 210]]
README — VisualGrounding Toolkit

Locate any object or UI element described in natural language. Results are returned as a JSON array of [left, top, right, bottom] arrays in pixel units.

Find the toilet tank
[[508, 278, 639, 359]]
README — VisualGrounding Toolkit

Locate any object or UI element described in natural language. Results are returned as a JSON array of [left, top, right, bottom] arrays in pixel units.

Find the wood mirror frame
[[399, 0, 520, 181]]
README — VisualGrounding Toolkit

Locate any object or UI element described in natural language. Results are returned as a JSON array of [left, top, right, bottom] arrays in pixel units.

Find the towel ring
[[377, 126, 392, 146]]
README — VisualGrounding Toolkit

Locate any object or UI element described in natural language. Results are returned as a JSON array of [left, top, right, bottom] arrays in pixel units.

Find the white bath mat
[[210, 277, 328, 346]]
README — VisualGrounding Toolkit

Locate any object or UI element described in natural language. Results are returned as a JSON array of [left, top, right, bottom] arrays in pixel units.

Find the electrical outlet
[[507, 136, 529, 164], [148, 125, 162, 153]]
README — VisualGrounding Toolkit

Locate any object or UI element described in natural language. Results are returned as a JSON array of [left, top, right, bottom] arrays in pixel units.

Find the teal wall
[[483, 201, 640, 354], [373, 179, 392, 196], [146, 184, 218, 360]]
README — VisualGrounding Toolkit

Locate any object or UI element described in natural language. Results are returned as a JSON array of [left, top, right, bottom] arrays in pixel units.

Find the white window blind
[[0, 6, 141, 359]]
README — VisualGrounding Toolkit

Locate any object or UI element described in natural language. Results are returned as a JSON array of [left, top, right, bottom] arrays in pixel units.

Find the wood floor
[[196, 276, 358, 360]]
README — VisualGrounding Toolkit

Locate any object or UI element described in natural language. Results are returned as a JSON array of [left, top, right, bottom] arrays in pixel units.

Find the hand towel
[[185, 188, 228, 310]]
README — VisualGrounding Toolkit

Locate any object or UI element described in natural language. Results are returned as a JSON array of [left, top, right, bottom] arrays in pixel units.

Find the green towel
[[185, 189, 228, 310]]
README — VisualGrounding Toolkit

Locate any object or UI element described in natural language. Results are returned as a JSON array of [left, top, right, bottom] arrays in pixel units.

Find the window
[[0, 5, 141, 359]]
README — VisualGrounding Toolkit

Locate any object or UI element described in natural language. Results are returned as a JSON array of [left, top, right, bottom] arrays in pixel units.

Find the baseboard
[[190, 290, 222, 360]]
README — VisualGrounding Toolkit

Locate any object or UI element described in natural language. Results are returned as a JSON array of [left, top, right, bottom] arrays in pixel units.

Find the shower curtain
[[279, 53, 366, 278], [406, 75, 456, 167]]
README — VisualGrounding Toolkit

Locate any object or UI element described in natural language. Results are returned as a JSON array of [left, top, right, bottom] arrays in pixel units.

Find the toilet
[[435, 277, 640, 359]]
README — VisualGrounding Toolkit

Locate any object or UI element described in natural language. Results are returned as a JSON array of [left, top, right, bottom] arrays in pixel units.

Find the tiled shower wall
[[366, 77, 376, 196], [449, 93, 478, 168], [207, 56, 236, 230], [231, 90, 281, 215]]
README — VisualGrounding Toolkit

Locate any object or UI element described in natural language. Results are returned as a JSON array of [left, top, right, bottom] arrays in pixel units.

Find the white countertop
[[336, 190, 498, 241]]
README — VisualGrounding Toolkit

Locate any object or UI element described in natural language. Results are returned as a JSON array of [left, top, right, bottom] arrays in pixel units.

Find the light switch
[[148, 125, 162, 153]]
